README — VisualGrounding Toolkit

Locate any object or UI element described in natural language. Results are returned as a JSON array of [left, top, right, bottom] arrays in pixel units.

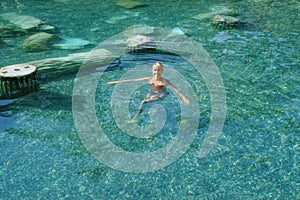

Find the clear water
[[1, 0, 299, 199]]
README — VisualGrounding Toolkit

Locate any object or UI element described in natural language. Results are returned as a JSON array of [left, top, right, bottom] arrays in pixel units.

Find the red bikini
[[148, 78, 166, 89]]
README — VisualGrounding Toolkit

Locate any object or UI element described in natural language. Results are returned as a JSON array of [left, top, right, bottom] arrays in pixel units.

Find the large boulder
[[21, 32, 59, 52]]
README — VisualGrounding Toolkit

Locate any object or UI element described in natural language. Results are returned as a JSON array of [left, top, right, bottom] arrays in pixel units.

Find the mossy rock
[[22, 32, 59, 52]]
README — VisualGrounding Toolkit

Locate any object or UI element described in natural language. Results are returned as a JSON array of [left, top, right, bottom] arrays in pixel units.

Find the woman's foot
[[131, 117, 137, 123]]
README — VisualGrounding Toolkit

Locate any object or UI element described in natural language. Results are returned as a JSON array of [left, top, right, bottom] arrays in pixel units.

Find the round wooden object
[[0, 64, 39, 99], [0, 64, 36, 78]]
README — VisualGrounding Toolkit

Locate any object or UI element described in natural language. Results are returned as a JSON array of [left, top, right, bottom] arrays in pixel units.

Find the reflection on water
[[0, 0, 299, 199]]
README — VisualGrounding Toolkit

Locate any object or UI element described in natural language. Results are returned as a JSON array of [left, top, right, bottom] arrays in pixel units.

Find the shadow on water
[[0, 89, 72, 111]]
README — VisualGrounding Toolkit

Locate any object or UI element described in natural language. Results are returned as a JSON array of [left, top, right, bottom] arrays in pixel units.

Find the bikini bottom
[[146, 89, 169, 100]]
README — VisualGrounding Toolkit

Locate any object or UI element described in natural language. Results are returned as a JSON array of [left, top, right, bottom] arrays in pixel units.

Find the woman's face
[[152, 66, 163, 76]]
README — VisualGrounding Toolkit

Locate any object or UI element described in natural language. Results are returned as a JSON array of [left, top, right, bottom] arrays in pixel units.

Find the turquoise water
[[1, 0, 299, 199]]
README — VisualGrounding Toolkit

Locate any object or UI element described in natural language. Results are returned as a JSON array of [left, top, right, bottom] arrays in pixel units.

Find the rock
[[0, 12, 56, 33], [125, 34, 156, 53], [192, 6, 235, 21], [0, 20, 26, 37], [124, 25, 155, 36], [167, 27, 185, 37], [0, 12, 43, 30], [22, 32, 60, 52], [212, 15, 239, 29], [52, 38, 90, 50], [115, 0, 144, 9], [38, 24, 57, 32]]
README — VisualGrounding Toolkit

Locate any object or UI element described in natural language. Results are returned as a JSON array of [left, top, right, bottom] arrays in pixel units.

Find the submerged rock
[[212, 15, 239, 29], [22, 32, 60, 52], [0, 12, 56, 32], [124, 24, 155, 36], [1, 12, 43, 30], [192, 6, 235, 21], [52, 38, 90, 50], [191, 6, 243, 30], [0, 20, 26, 37], [37, 24, 57, 32], [115, 0, 144, 9], [125, 35, 156, 53], [105, 11, 141, 24], [167, 27, 185, 37]]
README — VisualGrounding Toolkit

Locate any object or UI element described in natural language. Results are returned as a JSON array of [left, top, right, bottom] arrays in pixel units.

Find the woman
[[108, 61, 189, 122]]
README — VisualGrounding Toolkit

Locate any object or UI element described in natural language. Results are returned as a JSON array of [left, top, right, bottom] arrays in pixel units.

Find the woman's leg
[[131, 95, 159, 122]]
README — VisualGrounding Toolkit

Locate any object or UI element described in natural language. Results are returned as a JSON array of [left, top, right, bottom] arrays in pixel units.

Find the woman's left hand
[[182, 97, 190, 105]]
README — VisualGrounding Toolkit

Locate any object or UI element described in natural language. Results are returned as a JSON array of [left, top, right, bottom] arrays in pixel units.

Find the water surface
[[1, 0, 299, 199]]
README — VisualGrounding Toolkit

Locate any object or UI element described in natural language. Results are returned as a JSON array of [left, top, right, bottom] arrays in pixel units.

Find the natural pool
[[0, 0, 299, 199]]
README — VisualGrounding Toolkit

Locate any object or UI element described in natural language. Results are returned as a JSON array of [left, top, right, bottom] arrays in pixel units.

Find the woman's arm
[[166, 80, 190, 105], [108, 77, 150, 85]]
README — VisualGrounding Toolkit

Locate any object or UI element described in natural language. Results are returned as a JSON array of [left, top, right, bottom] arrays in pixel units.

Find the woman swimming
[[108, 61, 189, 122]]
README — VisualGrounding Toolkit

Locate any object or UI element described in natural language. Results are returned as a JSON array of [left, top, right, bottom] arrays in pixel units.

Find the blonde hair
[[152, 61, 163, 70]]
